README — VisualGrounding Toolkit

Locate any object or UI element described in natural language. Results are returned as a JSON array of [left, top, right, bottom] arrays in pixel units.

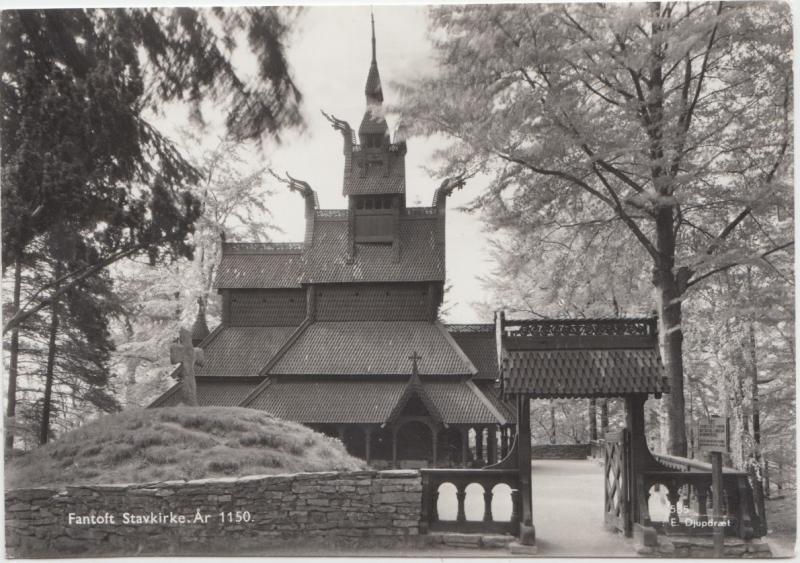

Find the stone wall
[[530, 444, 591, 460], [5, 469, 422, 557]]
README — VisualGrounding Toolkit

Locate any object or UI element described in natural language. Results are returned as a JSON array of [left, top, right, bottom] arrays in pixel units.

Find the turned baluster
[[483, 486, 494, 522], [456, 485, 467, 522]]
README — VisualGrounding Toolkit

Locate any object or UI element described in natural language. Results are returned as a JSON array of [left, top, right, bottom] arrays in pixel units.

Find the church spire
[[364, 11, 383, 104], [371, 10, 376, 63]]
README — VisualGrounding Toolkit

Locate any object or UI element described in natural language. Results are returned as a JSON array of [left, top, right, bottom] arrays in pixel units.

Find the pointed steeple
[[365, 11, 383, 104], [359, 12, 388, 142]]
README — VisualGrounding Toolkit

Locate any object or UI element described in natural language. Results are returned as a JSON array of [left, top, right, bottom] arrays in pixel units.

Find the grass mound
[[6, 407, 366, 489]]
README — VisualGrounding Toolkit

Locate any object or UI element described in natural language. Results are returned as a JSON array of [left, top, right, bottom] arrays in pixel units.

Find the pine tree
[[2, 8, 303, 445]]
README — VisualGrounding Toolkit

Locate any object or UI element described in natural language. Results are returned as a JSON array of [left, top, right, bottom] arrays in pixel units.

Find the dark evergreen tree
[[1, 8, 304, 445]]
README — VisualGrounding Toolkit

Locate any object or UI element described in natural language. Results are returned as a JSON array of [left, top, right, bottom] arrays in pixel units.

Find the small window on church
[[356, 198, 365, 210], [365, 198, 373, 210]]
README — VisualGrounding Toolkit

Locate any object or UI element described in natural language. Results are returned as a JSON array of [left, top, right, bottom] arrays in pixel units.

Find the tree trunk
[[5, 257, 22, 449], [748, 320, 760, 452], [600, 400, 609, 436], [589, 399, 597, 441], [653, 210, 688, 457], [39, 296, 60, 445]]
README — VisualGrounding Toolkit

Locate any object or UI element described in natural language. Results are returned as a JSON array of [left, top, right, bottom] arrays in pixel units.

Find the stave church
[[151, 18, 516, 469]]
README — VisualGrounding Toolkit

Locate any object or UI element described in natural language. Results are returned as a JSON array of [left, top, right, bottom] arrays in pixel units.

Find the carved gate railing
[[604, 429, 632, 535], [419, 468, 521, 535]]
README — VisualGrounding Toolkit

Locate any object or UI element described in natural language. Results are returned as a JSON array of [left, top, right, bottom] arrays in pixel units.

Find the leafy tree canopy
[[401, 2, 793, 456]]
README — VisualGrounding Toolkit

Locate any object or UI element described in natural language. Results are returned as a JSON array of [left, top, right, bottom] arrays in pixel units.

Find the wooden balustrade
[[419, 468, 521, 534], [638, 454, 767, 539]]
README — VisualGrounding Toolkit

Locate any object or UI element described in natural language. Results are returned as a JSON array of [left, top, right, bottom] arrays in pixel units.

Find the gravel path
[[530, 459, 635, 557]]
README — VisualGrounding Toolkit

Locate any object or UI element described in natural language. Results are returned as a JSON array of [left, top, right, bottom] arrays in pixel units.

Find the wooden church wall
[[315, 283, 434, 321], [228, 289, 306, 326]]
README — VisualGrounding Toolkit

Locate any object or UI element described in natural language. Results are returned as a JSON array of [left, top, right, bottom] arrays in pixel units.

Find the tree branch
[[687, 241, 794, 289], [3, 243, 149, 334]]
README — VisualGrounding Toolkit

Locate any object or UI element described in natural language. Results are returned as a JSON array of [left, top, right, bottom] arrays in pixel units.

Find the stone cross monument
[[169, 328, 204, 406]]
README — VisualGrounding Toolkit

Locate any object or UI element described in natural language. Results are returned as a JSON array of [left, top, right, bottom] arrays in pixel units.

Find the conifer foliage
[[1, 8, 302, 447]]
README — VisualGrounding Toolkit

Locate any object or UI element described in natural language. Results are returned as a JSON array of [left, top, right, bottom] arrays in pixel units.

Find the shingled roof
[[449, 326, 499, 381], [268, 321, 476, 376], [215, 243, 303, 289], [302, 214, 444, 283], [245, 377, 506, 425], [197, 326, 298, 377], [150, 377, 262, 408], [214, 211, 444, 289], [246, 379, 404, 423], [500, 317, 667, 398]]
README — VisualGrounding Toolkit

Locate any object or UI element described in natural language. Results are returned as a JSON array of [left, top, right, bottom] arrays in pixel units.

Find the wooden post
[[432, 427, 438, 468], [488, 426, 497, 465], [517, 395, 535, 545], [392, 427, 398, 469], [624, 395, 648, 536], [501, 426, 509, 458], [461, 427, 468, 466], [475, 426, 484, 463], [712, 451, 724, 557], [364, 427, 372, 465]]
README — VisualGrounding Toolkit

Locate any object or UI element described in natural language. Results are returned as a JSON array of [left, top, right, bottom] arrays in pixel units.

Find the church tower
[[343, 14, 407, 246]]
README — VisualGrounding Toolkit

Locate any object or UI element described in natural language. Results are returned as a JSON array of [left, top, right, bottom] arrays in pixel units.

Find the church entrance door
[[395, 419, 433, 468]]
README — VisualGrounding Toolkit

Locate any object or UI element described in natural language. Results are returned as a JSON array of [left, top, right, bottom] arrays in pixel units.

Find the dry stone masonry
[[5, 469, 423, 557]]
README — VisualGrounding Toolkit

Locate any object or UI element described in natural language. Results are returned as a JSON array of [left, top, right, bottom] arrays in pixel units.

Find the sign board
[[698, 416, 728, 453]]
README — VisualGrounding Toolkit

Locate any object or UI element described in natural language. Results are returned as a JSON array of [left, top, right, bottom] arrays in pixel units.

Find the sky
[[262, 5, 497, 323]]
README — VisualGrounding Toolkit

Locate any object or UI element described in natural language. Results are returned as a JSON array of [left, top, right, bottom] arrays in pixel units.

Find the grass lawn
[[5, 407, 365, 489]]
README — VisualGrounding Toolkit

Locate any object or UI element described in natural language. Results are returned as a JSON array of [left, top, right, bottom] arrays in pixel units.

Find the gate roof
[[499, 317, 668, 398]]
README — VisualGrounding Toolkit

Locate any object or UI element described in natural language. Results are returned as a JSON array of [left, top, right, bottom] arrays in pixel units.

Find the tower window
[[354, 196, 395, 211], [364, 135, 383, 149]]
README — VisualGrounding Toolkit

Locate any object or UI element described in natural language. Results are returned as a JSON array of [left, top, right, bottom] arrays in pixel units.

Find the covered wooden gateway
[[498, 314, 666, 545], [419, 314, 767, 547]]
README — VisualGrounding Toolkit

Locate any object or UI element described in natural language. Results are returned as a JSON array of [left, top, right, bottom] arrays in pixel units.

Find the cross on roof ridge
[[409, 351, 422, 375]]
